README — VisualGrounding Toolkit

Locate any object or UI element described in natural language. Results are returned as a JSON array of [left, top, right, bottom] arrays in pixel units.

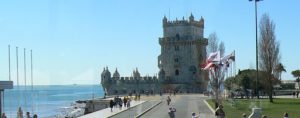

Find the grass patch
[[207, 98, 300, 118]]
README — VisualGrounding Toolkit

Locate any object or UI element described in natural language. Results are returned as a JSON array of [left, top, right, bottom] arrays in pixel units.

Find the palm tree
[[291, 70, 300, 89], [275, 63, 286, 81]]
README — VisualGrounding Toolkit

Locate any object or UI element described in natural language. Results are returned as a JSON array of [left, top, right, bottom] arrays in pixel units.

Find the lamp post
[[249, 0, 262, 99]]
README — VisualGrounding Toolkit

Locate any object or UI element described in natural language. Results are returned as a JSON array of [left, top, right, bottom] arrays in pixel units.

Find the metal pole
[[0, 90, 2, 118], [24, 48, 27, 112], [30, 50, 34, 114], [8, 45, 11, 81], [255, 0, 259, 99], [16, 47, 20, 107]]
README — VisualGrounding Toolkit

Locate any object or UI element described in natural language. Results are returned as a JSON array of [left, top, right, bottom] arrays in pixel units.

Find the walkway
[[141, 94, 215, 118]]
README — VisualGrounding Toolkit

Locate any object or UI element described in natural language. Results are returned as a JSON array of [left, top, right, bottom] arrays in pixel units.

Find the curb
[[107, 101, 146, 118], [203, 99, 215, 114], [135, 100, 162, 118]]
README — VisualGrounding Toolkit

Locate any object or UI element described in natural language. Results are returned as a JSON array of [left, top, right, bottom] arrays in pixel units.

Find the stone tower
[[158, 14, 208, 92]]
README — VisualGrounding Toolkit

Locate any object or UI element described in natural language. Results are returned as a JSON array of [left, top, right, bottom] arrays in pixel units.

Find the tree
[[275, 63, 286, 81], [292, 70, 300, 89], [208, 32, 219, 54], [258, 14, 280, 103], [219, 41, 225, 57]]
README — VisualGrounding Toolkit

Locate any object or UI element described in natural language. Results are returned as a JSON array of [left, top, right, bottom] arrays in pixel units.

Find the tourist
[[109, 99, 114, 112], [262, 115, 267, 118], [167, 96, 171, 105], [127, 98, 131, 108], [191, 112, 200, 118], [123, 97, 127, 107], [138, 94, 141, 100], [1, 113, 7, 118], [215, 105, 225, 118], [242, 113, 247, 118], [33, 114, 38, 118], [168, 107, 176, 118], [17, 107, 23, 118], [283, 112, 289, 118], [119, 98, 123, 109], [26, 112, 31, 118]]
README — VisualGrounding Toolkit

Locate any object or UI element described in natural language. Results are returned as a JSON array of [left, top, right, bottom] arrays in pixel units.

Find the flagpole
[[16, 47, 20, 107], [30, 50, 34, 114], [24, 48, 27, 112]]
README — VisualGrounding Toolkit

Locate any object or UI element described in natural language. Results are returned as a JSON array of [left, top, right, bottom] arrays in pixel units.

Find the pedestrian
[[123, 97, 127, 107], [168, 107, 176, 118], [26, 112, 31, 118], [138, 94, 141, 100], [1, 113, 7, 118], [242, 113, 247, 118], [215, 105, 225, 118], [17, 107, 23, 118], [167, 96, 171, 105], [33, 114, 38, 118], [262, 115, 267, 118], [109, 99, 114, 112], [127, 98, 131, 108], [283, 112, 288, 118], [192, 112, 200, 118], [119, 98, 123, 109]]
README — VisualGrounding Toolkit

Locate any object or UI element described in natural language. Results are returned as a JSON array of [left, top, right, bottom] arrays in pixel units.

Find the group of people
[[1, 107, 38, 118], [109, 96, 132, 112]]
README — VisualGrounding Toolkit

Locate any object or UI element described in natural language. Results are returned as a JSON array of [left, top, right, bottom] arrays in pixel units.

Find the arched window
[[189, 66, 197, 74], [176, 33, 180, 40], [175, 69, 179, 76]]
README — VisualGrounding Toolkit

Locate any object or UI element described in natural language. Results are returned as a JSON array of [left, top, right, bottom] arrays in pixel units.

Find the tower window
[[174, 58, 179, 63], [175, 69, 179, 76], [175, 46, 179, 51], [176, 33, 180, 40]]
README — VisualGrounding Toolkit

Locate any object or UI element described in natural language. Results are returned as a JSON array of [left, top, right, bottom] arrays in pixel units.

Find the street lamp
[[249, 0, 262, 99]]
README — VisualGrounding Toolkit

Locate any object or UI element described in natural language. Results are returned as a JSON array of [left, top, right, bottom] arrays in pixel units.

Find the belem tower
[[101, 14, 208, 95]]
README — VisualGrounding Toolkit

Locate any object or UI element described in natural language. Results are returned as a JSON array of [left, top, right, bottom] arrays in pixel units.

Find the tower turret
[[113, 68, 120, 78], [189, 13, 194, 22]]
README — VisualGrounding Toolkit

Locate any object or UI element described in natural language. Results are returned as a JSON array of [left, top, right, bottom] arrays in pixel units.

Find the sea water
[[3, 85, 103, 118]]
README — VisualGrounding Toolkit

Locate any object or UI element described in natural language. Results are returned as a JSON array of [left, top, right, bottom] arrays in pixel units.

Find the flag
[[206, 51, 220, 63], [221, 51, 235, 63], [203, 62, 214, 70]]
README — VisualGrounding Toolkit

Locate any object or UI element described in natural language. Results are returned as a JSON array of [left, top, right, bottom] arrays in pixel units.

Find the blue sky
[[0, 0, 299, 85]]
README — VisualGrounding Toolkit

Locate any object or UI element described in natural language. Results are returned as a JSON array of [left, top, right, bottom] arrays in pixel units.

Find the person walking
[[109, 99, 114, 112], [215, 105, 225, 118], [26, 112, 32, 118], [283, 112, 289, 118], [33, 114, 38, 118], [1, 113, 7, 118], [242, 113, 247, 118], [127, 98, 131, 108], [123, 97, 127, 107], [191, 112, 200, 118], [119, 98, 123, 110], [167, 96, 171, 105], [168, 107, 176, 118]]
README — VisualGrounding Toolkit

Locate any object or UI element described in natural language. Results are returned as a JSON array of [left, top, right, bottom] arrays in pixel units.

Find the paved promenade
[[79, 94, 215, 118], [141, 94, 214, 118], [79, 98, 145, 118]]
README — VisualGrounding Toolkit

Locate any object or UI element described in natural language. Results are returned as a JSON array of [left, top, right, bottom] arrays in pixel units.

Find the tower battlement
[[162, 14, 204, 38], [163, 15, 204, 28]]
